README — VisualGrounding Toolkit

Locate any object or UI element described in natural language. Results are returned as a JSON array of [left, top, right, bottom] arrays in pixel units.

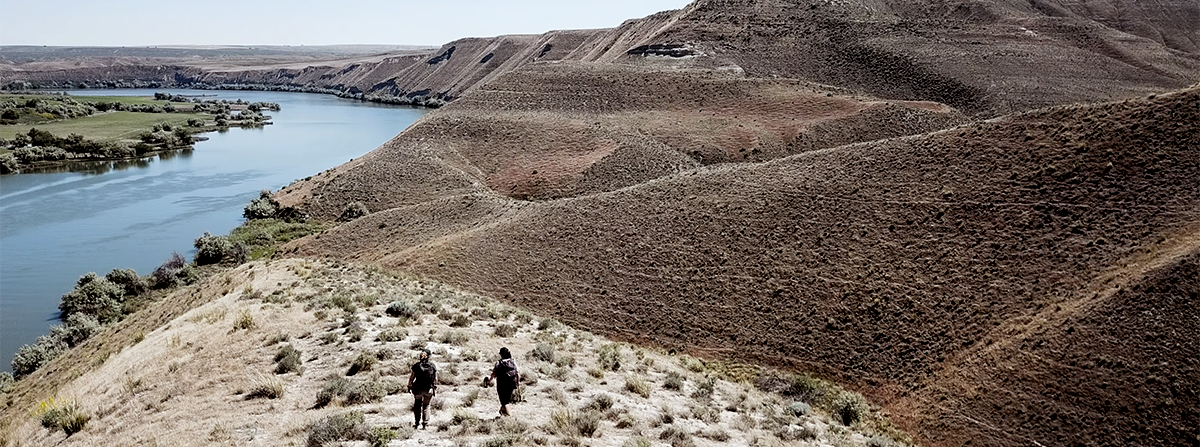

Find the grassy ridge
[[0, 112, 206, 142]]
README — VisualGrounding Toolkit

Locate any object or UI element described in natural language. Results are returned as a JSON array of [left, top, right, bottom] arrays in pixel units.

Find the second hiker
[[489, 347, 520, 416], [408, 348, 437, 429]]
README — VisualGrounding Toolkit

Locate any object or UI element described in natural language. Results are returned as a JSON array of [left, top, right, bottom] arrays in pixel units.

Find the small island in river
[[0, 92, 280, 174]]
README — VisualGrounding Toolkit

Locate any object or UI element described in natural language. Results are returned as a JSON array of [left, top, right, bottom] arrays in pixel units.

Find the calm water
[[0, 89, 428, 372]]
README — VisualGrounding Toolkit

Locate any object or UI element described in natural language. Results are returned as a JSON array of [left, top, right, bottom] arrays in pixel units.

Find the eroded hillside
[[287, 86, 1200, 447]]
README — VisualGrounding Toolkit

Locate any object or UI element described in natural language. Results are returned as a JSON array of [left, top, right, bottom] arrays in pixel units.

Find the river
[[0, 89, 428, 372]]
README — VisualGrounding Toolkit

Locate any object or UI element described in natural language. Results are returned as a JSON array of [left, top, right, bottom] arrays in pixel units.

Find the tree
[[194, 232, 232, 265], [58, 272, 124, 323], [0, 153, 17, 174], [48, 314, 102, 348], [11, 336, 65, 378], [243, 190, 278, 220], [27, 128, 57, 147], [105, 268, 147, 297]]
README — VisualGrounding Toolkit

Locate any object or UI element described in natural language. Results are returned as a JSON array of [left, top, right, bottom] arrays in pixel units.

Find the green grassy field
[[0, 112, 206, 142]]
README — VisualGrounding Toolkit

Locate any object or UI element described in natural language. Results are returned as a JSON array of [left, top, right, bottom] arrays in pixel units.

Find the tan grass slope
[[2, 259, 904, 447], [288, 87, 1200, 447]]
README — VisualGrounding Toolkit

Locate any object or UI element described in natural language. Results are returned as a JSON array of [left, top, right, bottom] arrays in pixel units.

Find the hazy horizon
[[0, 0, 694, 47]]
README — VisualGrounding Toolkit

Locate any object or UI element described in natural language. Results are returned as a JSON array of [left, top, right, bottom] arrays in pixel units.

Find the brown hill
[[288, 87, 1200, 447], [5, 0, 1197, 113], [7, 1, 1200, 446], [264, 3, 1200, 445]]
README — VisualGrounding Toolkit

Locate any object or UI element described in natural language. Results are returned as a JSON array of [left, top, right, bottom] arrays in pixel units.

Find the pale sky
[[0, 0, 695, 46]]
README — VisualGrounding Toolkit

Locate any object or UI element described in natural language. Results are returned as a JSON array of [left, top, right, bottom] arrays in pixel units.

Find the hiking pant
[[412, 390, 434, 425], [497, 384, 516, 406]]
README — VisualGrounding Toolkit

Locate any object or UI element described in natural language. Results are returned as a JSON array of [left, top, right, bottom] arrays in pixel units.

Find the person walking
[[408, 348, 437, 429], [489, 347, 520, 417]]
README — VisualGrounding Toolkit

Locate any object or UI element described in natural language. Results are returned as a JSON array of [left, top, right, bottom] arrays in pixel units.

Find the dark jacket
[[411, 360, 437, 393], [493, 358, 519, 389]]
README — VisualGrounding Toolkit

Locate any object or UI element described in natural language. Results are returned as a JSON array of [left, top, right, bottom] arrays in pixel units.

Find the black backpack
[[413, 361, 436, 392], [495, 359, 519, 387]]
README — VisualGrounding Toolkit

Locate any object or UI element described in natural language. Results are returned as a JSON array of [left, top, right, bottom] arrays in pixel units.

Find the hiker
[[489, 347, 520, 416], [408, 348, 437, 429]]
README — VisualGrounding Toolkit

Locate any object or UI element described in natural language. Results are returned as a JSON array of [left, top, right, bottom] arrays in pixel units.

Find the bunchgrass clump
[[547, 409, 602, 438], [585, 393, 615, 411], [274, 344, 303, 374], [315, 376, 353, 408], [234, 310, 256, 330], [451, 408, 480, 426], [776, 425, 818, 441], [494, 324, 517, 338], [367, 426, 399, 447], [691, 376, 715, 400], [698, 428, 731, 442], [573, 410, 602, 438], [385, 301, 420, 323], [659, 426, 695, 447], [625, 376, 651, 398], [615, 413, 638, 429], [623, 436, 653, 447], [829, 391, 869, 426], [450, 314, 472, 328], [663, 371, 685, 391], [462, 388, 480, 407], [597, 343, 622, 371], [554, 353, 576, 367], [247, 376, 285, 399], [376, 327, 407, 342], [307, 411, 367, 446], [681, 357, 705, 373], [527, 343, 556, 363], [439, 330, 470, 346], [33, 397, 89, 436], [346, 380, 387, 405], [347, 351, 377, 376]]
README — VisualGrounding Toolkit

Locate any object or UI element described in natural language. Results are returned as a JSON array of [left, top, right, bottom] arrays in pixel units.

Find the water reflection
[[16, 157, 157, 175]]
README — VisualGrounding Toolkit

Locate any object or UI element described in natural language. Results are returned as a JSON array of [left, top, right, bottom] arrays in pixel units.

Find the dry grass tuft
[[233, 309, 256, 330], [347, 351, 377, 375], [274, 344, 303, 374], [624, 376, 651, 398], [32, 397, 89, 436], [246, 376, 285, 399], [307, 411, 367, 446]]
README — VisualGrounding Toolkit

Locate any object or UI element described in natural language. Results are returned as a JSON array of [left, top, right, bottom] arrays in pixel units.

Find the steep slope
[[6, 0, 1197, 114], [647, 0, 1200, 114], [290, 87, 1200, 447], [0, 259, 907, 447]]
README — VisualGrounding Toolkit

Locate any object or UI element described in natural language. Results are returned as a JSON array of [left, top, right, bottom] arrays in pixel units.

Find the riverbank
[[0, 89, 430, 377], [3, 82, 447, 110]]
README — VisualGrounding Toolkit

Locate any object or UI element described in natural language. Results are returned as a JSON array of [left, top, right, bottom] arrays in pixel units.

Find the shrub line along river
[[0, 89, 429, 372]]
